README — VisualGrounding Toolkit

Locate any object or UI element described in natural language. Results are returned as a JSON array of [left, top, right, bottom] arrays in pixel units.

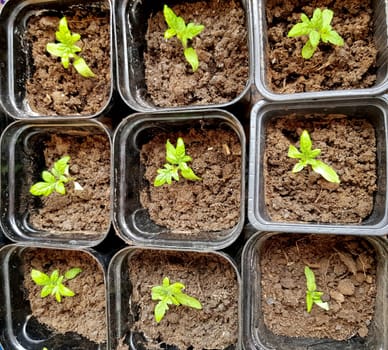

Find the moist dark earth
[[260, 234, 377, 340], [144, 0, 249, 107], [266, 0, 377, 93], [26, 5, 111, 115], [264, 114, 377, 223]]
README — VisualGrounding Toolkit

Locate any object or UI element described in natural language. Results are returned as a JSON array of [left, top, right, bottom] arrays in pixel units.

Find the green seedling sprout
[[288, 8, 344, 59], [31, 267, 82, 303], [154, 137, 201, 187], [46, 16, 95, 78], [29, 155, 83, 197], [163, 4, 205, 71], [304, 266, 329, 313], [151, 277, 202, 323], [288, 130, 340, 184]]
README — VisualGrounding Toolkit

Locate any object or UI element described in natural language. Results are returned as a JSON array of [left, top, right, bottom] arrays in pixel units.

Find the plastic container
[[242, 231, 388, 350], [252, 0, 388, 101], [108, 246, 242, 350], [0, 0, 114, 119], [0, 244, 108, 349], [248, 98, 388, 235], [112, 109, 246, 250], [0, 119, 112, 248], [113, 0, 253, 112]]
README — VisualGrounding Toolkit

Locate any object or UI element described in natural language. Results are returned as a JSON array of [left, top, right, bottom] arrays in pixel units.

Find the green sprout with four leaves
[[29, 155, 83, 197], [304, 266, 329, 313], [288, 130, 340, 184], [163, 4, 205, 72], [46, 16, 95, 78], [151, 277, 202, 323], [154, 137, 201, 187], [31, 267, 82, 303], [288, 8, 344, 59]]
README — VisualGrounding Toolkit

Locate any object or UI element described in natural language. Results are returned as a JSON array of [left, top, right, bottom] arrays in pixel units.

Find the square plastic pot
[[0, 119, 112, 248], [112, 109, 246, 250], [242, 231, 388, 350], [114, 0, 253, 112], [0, 0, 114, 119], [248, 98, 388, 235], [252, 0, 388, 101], [108, 246, 242, 350], [0, 244, 108, 349]]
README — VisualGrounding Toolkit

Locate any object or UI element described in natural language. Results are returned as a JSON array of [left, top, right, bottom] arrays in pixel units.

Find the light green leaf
[[155, 300, 169, 323], [65, 267, 82, 280], [175, 137, 186, 160], [300, 13, 310, 23], [180, 163, 201, 181], [169, 282, 185, 295], [292, 162, 305, 173], [311, 8, 322, 24], [55, 290, 62, 303], [58, 284, 75, 297], [55, 181, 66, 195], [302, 40, 316, 59], [73, 57, 96, 78], [304, 266, 317, 292], [151, 285, 167, 301], [184, 47, 199, 71], [185, 23, 205, 40], [174, 293, 202, 309], [321, 9, 334, 28], [154, 164, 180, 186], [41, 285, 54, 298], [163, 5, 179, 31], [61, 55, 70, 69], [299, 130, 313, 154], [31, 269, 50, 286], [311, 160, 340, 183], [166, 139, 179, 164], [306, 292, 314, 313], [324, 30, 344, 46], [288, 22, 310, 37], [46, 43, 67, 58], [309, 148, 321, 158], [58, 17, 71, 37], [29, 182, 55, 197], [309, 30, 320, 48], [288, 145, 302, 159], [164, 28, 177, 39], [50, 270, 59, 282], [41, 170, 56, 183], [54, 156, 70, 175]]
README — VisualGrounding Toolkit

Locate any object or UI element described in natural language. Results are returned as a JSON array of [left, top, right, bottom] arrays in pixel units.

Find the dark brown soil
[[23, 248, 107, 343], [140, 128, 242, 233], [260, 234, 377, 340], [266, 0, 377, 93], [144, 0, 249, 107], [264, 115, 377, 223], [26, 5, 111, 115], [124, 250, 239, 349], [29, 133, 111, 233]]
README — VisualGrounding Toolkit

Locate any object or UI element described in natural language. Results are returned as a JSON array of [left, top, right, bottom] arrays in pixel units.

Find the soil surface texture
[[140, 128, 242, 234], [29, 133, 111, 233], [266, 0, 377, 93], [260, 234, 377, 340], [26, 6, 111, 115], [144, 0, 249, 107], [23, 248, 107, 343], [264, 114, 376, 223], [123, 250, 239, 349]]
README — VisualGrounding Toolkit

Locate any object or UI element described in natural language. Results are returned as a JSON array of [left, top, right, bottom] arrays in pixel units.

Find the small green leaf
[[309, 30, 320, 48], [174, 293, 202, 309], [311, 160, 340, 184], [292, 162, 305, 173], [31, 269, 50, 286], [309, 148, 321, 158], [54, 156, 70, 175], [185, 23, 205, 40], [180, 162, 201, 181], [306, 292, 314, 313], [321, 9, 334, 28], [46, 43, 67, 58], [50, 270, 60, 282], [175, 137, 186, 160], [55, 290, 62, 303], [154, 164, 180, 186], [58, 284, 75, 297], [184, 47, 200, 71], [164, 28, 177, 39], [73, 57, 96, 78], [41, 285, 54, 298], [55, 181, 66, 195], [288, 22, 310, 37], [299, 130, 313, 154], [65, 267, 82, 280], [324, 30, 344, 46], [42, 171, 56, 183], [29, 182, 56, 196], [304, 266, 317, 292], [155, 300, 169, 323], [288, 145, 303, 159], [166, 139, 180, 164]]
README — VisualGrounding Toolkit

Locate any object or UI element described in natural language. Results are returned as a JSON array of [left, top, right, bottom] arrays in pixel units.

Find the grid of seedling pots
[[0, 0, 387, 349]]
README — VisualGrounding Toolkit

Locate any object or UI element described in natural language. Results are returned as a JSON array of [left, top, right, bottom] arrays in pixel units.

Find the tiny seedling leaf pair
[[31, 267, 82, 303], [304, 266, 329, 313], [154, 137, 201, 186], [288, 8, 344, 59], [46, 16, 95, 77], [30, 155, 83, 196], [151, 277, 202, 322], [288, 130, 340, 184], [163, 4, 204, 71]]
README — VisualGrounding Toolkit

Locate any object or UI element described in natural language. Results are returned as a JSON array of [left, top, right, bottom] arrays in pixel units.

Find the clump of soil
[[26, 6, 111, 115], [124, 250, 239, 349], [266, 0, 377, 93], [29, 133, 111, 233], [23, 248, 107, 343], [264, 114, 377, 223], [260, 234, 377, 340], [144, 0, 249, 107], [140, 128, 242, 233]]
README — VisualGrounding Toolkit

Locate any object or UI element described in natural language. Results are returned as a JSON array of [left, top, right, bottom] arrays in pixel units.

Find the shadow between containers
[[112, 109, 246, 250], [0, 0, 115, 119], [248, 97, 388, 235], [113, 0, 253, 112], [0, 118, 112, 248], [242, 231, 388, 350], [252, 0, 388, 101]]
